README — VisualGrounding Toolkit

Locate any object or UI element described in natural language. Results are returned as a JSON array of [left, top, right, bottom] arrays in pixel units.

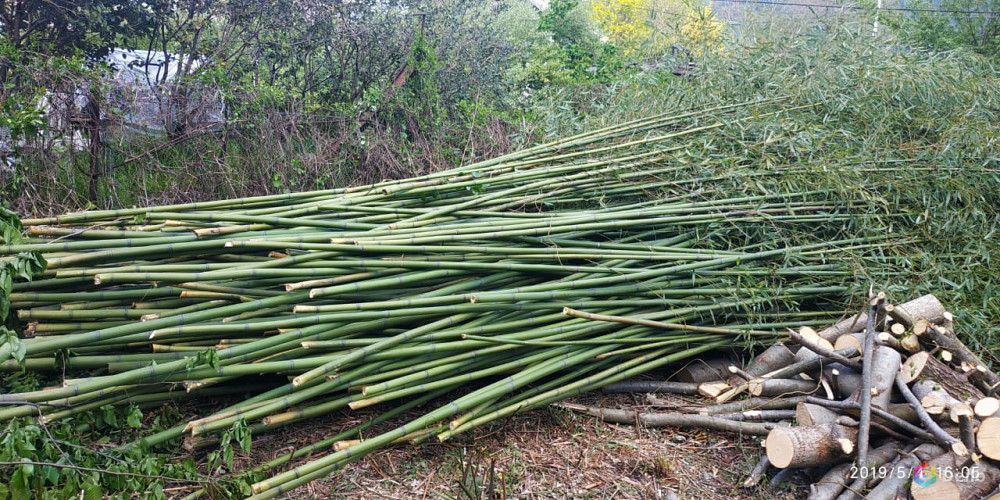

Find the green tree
[[876, 0, 1000, 59]]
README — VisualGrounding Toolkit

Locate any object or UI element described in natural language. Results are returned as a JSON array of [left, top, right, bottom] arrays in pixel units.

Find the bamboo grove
[[0, 99, 898, 497]]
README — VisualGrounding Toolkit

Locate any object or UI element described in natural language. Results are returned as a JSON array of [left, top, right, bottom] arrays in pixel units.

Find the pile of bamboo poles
[[0, 100, 896, 497]]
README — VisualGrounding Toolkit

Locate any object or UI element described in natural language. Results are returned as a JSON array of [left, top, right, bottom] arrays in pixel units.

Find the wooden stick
[[959, 414, 978, 457], [600, 380, 699, 395], [856, 299, 878, 475], [714, 409, 797, 421], [698, 395, 810, 416], [748, 378, 819, 397], [864, 454, 919, 500], [742, 452, 771, 488], [554, 403, 774, 435], [789, 328, 862, 370], [763, 346, 860, 381], [835, 441, 905, 500], [804, 396, 937, 442], [894, 375, 961, 446]]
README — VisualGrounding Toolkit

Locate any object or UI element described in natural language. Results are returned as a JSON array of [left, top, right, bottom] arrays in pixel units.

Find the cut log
[[978, 416, 1000, 461], [976, 397, 1000, 418], [791, 335, 836, 365], [910, 451, 1000, 500], [890, 322, 906, 336], [833, 333, 866, 356], [899, 351, 985, 401], [748, 378, 819, 397], [877, 331, 903, 351], [795, 402, 841, 426], [817, 312, 868, 342], [745, 342, 796, 377], [850, 345, 901, 411], [900, 333, 921, 353], [923, 325, 1000, 396], [886, 294, 946, 329], [765, 422, 859, 468], [674, 357, 736, 383], [910, 379, 972, 422], [824, 364, 862, 398]]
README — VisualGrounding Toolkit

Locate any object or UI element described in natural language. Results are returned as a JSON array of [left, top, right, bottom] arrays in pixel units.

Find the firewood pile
[[559, 294, 1000, 499]]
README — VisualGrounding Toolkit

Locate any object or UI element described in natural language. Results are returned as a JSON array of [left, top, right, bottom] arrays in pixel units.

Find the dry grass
[[233, 392, 809, 500]]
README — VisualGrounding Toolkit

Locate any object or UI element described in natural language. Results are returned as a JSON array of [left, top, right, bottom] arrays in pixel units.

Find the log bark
[[796, 402, 841, 426], [923, 325, 1000, 396], [899, 351, 985, 401], [824, 364, 862, 398], [886, 294, 946, 329], [674, 357, 736, 384], [748, 378, 819, 397], [818, 312, 868, 342], [910, 451, 1000, 500], [745, 342, 797, 377], [851, 345, 900, 411], [978, 416, 1000, 461], [765, 422, 859, 468]]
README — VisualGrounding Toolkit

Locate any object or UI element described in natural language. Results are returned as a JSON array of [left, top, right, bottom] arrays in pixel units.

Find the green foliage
[[873, 0, 1000, 58], [508, 0, 628, 89]]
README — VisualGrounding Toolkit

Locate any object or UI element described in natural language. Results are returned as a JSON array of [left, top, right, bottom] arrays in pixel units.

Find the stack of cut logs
[[561, 294, 1000, 499]]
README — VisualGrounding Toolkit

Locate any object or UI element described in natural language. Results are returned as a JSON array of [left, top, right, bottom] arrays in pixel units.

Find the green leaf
[[80, 482, 103, 500], [126, 406, 143, 429]]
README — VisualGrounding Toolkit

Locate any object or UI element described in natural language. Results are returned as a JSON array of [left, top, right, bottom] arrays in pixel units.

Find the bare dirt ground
[[241, 392, 809, 500]]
